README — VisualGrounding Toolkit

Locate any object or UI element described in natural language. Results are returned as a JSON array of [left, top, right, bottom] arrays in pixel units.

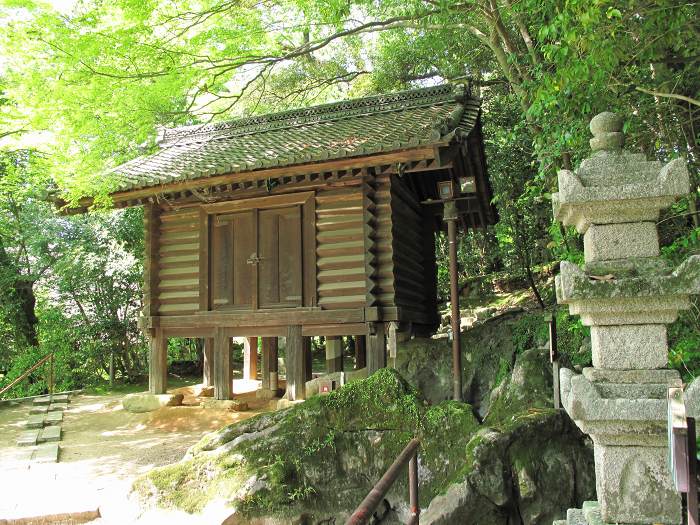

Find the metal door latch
[[247, 253, 262, 265]]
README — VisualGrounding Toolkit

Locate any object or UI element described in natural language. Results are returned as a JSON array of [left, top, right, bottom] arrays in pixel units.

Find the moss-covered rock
[[133, 365, 594, 524], [484, 348, 553, 426], [134, 369, 480, 523], [395, 308, 589, 414], [422, 410, 595, 525]]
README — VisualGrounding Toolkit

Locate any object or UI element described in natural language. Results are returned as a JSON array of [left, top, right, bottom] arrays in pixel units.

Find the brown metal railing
[[0, 352, 54, 398], [346, 438, 420, 525]]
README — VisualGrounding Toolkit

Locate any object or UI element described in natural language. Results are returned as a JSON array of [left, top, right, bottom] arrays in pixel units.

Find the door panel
[[232, 211, 255, 308], [211, 219, 233, 307], [258, 206, 302, 308], [211, 211, 255, 309]]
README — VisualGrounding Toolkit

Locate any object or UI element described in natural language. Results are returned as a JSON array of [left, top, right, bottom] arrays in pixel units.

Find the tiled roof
[[109, 84, 481, 193]]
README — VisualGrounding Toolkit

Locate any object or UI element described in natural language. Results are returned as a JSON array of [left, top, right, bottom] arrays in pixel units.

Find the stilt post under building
[[444, 200, 463, 402], [213, 329, 232, 400], [326, 336, 343, 373], [367, 323, 386, 374], [149, 328, 168, 394], [203, 337, 214, 387], [244, 336, 258, 380], [286, 326, 305, 401]]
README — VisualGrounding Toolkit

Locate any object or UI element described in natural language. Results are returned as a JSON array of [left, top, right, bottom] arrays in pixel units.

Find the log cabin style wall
[[71, 84, 497, 402]]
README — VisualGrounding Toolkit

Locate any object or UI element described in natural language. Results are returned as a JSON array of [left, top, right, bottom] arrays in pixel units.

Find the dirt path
[[0, 382, 274, 523]]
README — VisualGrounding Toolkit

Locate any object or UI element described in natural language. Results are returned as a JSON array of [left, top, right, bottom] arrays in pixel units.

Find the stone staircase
[[553, 501, 603, 525], [15, 393, 70, 463]]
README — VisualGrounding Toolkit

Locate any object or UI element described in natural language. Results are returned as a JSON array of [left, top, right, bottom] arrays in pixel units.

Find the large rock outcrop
[[133, 365, 594, 524]]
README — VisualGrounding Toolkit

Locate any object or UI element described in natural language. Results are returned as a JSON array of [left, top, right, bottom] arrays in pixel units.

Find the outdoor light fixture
[[437, 180, 455, 200]]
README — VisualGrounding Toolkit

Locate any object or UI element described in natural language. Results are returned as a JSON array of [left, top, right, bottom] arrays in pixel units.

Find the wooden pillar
[[244, 337, 258, 380], [203, 337, 214, 387], [326, 336, 343, 373], [355, 335, 367, 370], [286, 326, 305, 401], [148, 328, 168, 394], [367, 323, 386, 375], [261, 337, 279, 391], [304, 337, 313, 382], [213, 329, 232, 400]]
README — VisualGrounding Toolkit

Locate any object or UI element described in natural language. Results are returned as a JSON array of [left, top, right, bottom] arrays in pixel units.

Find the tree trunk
[[14, 279, 39, 346]]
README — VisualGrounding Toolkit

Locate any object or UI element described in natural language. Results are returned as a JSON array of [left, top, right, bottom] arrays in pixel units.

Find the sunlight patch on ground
[[0, 380, 274, 523]]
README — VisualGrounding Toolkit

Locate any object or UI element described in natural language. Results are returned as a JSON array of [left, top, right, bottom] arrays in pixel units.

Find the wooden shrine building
[[90, 84, 496, 401]]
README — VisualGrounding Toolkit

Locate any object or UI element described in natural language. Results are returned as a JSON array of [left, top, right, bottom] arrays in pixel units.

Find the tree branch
[[636, 87, 700, 108]]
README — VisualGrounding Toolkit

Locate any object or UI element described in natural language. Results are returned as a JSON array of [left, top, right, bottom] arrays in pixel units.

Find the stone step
[[29, 405, 49, 415], [17, 429, 40, 447], [25, 414, 45, 429], [553, 521, 567, 525], [33, 395, 52, 405], [566, 508, 587, 525], [45, 411, 63, 425], [32, 442, 60, 463], [52, 393, 70, 403], [38, 424, 61, 443], [48, 402, 68, 412]]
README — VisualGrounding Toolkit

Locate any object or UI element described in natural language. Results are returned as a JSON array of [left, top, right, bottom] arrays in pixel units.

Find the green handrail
[[0, 352, 54, 398]]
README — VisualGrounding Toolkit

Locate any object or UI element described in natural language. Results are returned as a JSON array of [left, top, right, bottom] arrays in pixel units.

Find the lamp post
[[439, 181, 462, 402]]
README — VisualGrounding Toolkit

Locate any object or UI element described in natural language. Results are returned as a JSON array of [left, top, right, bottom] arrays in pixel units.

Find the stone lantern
[[552, 112, 700, 524]]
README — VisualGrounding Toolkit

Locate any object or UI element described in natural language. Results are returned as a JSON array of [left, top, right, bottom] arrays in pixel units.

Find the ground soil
[[0, 380, 275, 524]]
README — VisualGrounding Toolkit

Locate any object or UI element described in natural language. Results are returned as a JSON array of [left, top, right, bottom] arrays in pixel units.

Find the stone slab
[[122, 393, 184, 413], [39, 425, 62, 443], [33, 396, 52, 406], [590, 324, 667, 369], [201, 399, 248, 411], [32, 443, 60, 463], [582, 367, 680, 384], [51, 394, 70, 403], [29, 405, 49, 415], [584, 222, 659, 263], [25, 414, 45, 429], [192, 385, 214, 397], [48, 402, 69, 412], [255, 388, 284, 400], [45, 411, 63, 424], [17, 429, 39, 447]]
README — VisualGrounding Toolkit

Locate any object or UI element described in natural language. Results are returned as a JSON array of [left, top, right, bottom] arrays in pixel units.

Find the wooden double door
[[210, 205, 303, 309]]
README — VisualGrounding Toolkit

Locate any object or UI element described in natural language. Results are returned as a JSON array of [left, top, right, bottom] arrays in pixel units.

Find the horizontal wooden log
[[150, 307, 366, 327]]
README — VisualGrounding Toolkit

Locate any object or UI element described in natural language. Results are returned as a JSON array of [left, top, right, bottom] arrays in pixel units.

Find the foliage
[[0, 0, 699, 387]]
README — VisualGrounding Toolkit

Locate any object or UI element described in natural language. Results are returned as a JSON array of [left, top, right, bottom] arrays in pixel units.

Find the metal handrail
[[346, 438, 420, 525], [0, 352, 54, 398]]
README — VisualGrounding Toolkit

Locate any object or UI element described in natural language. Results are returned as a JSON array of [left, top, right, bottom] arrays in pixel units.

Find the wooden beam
[[213, 329, 232, 400], [151, 308, 366, 328], [286, 325, 305, 401], [302, 323, 367, 337], [148, 328, 168, 394], [202, 191, 314, 215]]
